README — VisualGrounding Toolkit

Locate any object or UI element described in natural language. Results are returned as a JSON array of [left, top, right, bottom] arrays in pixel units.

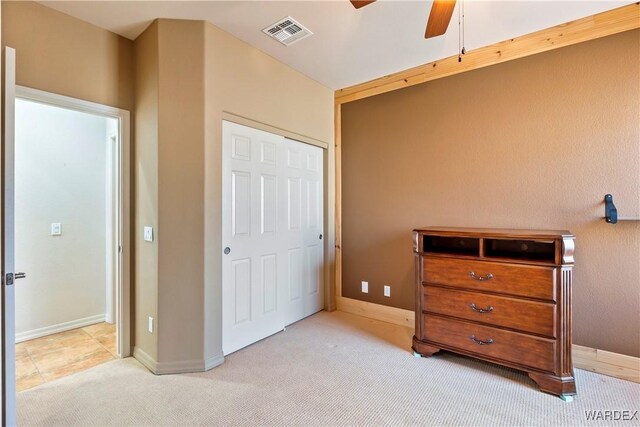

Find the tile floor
[[16, 322, 117, 392]]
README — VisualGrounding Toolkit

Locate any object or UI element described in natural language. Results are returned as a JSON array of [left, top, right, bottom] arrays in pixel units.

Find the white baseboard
[[205, 353, 225, 371], [154, 358, 209, 375], [16, 314, 106, 343], [133, 346, 226, 375], [133, 346, 158, 372], [337, 296, 640, 384]]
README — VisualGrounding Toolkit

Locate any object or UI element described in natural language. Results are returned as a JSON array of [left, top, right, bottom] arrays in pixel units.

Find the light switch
[[143, 226, 154, 242], [51, 223, 62, 236]]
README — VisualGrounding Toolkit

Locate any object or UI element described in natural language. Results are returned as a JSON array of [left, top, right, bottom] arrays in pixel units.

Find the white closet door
[[282, 139, 323, 325], [222, 121, 323, 356], [222, 122, 286, 355]]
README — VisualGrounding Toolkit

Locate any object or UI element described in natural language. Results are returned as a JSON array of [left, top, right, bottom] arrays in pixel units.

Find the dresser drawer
[[422, 314, 556, 373], [423, 286, 556, 337], [423, 257, 556, 300]]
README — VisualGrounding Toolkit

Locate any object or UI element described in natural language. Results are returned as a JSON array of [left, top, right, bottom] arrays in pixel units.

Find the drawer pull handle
[[469, 335, 494, 345], [469, 303, 493, 313], [469, 271, 494, 281]]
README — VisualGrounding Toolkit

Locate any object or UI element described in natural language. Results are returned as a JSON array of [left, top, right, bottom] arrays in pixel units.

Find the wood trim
[[337, 297, 640, 383], [334, 104, 343, 300], [221, 111, 328, 149], [573, 345, 640, 384], [324, 113, 337, 312], [337, 296, 414, 329], [335, 3, 640, 105]]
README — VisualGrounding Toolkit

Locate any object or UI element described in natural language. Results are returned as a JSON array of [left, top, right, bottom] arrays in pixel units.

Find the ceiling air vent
[[263, 16, 313, 46]]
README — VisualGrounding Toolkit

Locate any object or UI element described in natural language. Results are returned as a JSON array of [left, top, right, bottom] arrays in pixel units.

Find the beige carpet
[[17, 311, 640, 426]]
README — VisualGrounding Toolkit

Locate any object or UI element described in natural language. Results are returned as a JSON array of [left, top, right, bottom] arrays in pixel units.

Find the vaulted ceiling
[[39, 1, 632, 89]]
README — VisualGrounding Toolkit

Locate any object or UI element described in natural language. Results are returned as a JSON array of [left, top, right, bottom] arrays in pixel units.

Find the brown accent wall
[[341, 30, 640, 357]]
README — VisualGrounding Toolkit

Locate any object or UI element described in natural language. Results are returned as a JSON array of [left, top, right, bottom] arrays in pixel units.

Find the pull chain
[[462, 0, 466, 55], [458, 1, 461, 62], [458, 0, 466, 63]]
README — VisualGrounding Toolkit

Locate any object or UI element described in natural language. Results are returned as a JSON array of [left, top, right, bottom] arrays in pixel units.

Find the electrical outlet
[[384, 285, 391, 297], [361, 281, 369, 293], [148, 316, 154, 333], [144, 226, 154, 242], [51, 223, 62, 236]]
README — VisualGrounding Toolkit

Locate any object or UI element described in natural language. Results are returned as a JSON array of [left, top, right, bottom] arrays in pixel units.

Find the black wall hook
[[604, 194, 618, 224]]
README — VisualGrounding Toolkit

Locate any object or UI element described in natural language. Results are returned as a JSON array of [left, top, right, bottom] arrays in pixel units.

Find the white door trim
[[221, 111, 328, 150], [105, 135, 117, 324], [15, 85, 132, 358]]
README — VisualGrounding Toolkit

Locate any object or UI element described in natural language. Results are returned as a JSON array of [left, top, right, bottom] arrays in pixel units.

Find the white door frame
[[15, 86, 131, 358]]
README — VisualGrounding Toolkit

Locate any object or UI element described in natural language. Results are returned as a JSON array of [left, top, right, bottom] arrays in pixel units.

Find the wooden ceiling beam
[[335, 2, 640, 105]]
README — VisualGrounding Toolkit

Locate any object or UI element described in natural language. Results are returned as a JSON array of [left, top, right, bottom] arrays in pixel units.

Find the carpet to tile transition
[[17, 311, 640, 426]]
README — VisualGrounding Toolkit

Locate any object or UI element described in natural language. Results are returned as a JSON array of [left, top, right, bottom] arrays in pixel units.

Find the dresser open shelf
[[413, 227, 576, 400], [423, 233, 561, 265]]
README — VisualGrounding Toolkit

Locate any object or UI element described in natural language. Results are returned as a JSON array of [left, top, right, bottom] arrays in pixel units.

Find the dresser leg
[[528, 372, 576, 400], [412, 337, 441, 357]]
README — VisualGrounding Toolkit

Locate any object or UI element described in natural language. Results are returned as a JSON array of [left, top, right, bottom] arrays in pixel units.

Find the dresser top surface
[[414, 226, 574, 239]]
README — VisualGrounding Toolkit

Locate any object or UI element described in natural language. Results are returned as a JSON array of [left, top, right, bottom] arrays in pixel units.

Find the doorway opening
[[12, 87, 130, 391]]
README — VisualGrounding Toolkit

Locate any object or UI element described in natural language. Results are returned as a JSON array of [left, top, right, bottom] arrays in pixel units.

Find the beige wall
[[203, 22, 334, 361], [341, 30, 640, 357], [156, 19, 206, 364], [133, 21, 159, 361], [3, 3, 333, 369], [132, 18, 333, 369], [1, 1, 133, 111]]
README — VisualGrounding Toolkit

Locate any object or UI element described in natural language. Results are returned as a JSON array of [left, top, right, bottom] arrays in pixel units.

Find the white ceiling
[[39, 0, 632, 89]]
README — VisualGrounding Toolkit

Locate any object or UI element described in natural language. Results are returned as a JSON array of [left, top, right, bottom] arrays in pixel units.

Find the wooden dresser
[[412, 227, 576, 399]]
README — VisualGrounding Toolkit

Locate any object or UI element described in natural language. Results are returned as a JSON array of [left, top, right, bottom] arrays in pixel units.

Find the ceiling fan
[[350, 0, 457, 39]]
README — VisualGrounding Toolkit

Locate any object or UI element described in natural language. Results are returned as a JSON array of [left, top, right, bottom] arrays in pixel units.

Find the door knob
[[224, 247, 231, 255], [15, 272, 26, 279]]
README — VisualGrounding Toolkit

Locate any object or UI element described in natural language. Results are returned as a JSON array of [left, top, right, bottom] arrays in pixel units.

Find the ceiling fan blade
[[350, 0, 376, 9], [425, 0, 456, 39]]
